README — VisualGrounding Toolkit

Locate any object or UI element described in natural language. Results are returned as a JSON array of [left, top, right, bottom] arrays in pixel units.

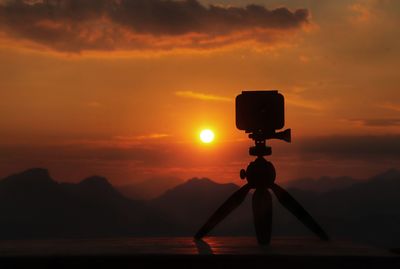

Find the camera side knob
[[240, 169, 247, 180]]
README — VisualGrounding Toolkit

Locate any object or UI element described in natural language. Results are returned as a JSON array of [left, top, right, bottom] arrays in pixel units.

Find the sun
[[199, 129, 215, 143]]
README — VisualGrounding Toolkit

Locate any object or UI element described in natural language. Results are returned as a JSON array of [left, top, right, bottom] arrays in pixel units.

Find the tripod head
[[248, 128, 291, 157]]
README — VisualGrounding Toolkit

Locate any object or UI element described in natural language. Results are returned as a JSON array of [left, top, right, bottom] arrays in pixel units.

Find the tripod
[[194, 131, 329, 245]]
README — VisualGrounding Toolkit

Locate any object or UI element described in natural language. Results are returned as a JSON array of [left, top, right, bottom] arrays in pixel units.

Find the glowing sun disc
[[200, 129, 215, 143]]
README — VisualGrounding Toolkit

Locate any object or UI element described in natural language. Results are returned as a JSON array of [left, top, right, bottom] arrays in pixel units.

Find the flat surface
[[0, 237, 399, 269], [0, 237, 396, 257]]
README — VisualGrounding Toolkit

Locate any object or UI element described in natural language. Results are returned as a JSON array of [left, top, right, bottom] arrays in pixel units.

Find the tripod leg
[[252, 188, 272, 245], [271, 183, 330, 241], [194, 184, 251, 239]]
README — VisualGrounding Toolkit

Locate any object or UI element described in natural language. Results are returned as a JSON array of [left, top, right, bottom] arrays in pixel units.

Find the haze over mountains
[[0, 168, 399, 248], [117, 176, 184, 200], [116, 174, 361, 201], [285, 176, 360, 193]]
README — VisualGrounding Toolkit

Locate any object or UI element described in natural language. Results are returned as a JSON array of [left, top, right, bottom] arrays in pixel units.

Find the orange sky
[[0, 0, 399, 185]]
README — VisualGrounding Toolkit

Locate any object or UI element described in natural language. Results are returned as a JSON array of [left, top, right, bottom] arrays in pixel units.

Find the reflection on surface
[[0, 237, 395, 257], [194, 239, 214, 255]]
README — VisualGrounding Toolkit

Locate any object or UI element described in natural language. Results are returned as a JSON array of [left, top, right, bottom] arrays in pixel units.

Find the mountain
[[117, 176, 184, 200], [0, 168, 167, 239], [1, 168, 400, 248], [151, 178, 252, 235], [286, 176, 359, 192], [311, 169, 400, 247]]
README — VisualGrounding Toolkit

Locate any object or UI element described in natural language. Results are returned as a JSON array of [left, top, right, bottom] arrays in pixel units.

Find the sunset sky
[[0, 0, 399, 186]]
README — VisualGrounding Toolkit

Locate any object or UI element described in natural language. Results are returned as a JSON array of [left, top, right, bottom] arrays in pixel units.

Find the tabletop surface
[[0, 237, 397, 257]]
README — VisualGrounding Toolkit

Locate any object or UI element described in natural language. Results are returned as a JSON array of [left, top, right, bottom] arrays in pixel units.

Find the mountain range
[[0, 168, 399, 248]]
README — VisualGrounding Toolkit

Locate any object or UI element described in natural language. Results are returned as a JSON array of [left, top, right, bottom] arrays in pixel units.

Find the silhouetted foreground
[[196, 91, 329, 245], [1, 168, 400, 249], [0, 237, 398, 269]]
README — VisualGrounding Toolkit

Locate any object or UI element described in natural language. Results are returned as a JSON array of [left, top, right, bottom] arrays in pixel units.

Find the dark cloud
[[1, 134, 399, 183], [0, 144, 168, 165], [298, 135, 400, 159], [0, 0, 309, 52], [110, 1, 308, 35], [2, 135, 399, 171]]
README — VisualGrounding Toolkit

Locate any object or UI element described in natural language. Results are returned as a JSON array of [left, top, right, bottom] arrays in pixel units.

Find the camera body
[[236, 90, 285, 134]]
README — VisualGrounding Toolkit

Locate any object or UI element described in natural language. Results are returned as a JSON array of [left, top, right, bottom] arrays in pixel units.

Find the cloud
[[175, 91, 231, 102], [0, 0, 309, 52], [59, 134, 171, 149], [87, 101, 102, 108], [298, 135, 400, 159], [113, 134, 170, 141], [0, 142, 168, 164], [349, 118, 400, 127], [285, 92, 324, 110], [1, 134, 399, 184], [349, 3, 374, 23], [379, 102, 400, 112]]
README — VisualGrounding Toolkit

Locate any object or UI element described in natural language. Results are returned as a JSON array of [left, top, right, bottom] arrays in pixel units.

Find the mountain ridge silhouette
[[0, 168, 399, 248]]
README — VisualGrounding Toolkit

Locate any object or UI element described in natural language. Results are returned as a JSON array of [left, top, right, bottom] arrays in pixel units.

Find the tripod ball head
[[242, 157, 276, 189]]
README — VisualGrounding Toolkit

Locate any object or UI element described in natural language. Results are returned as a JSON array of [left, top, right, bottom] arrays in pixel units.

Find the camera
[[236, 90, 285, 133]]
